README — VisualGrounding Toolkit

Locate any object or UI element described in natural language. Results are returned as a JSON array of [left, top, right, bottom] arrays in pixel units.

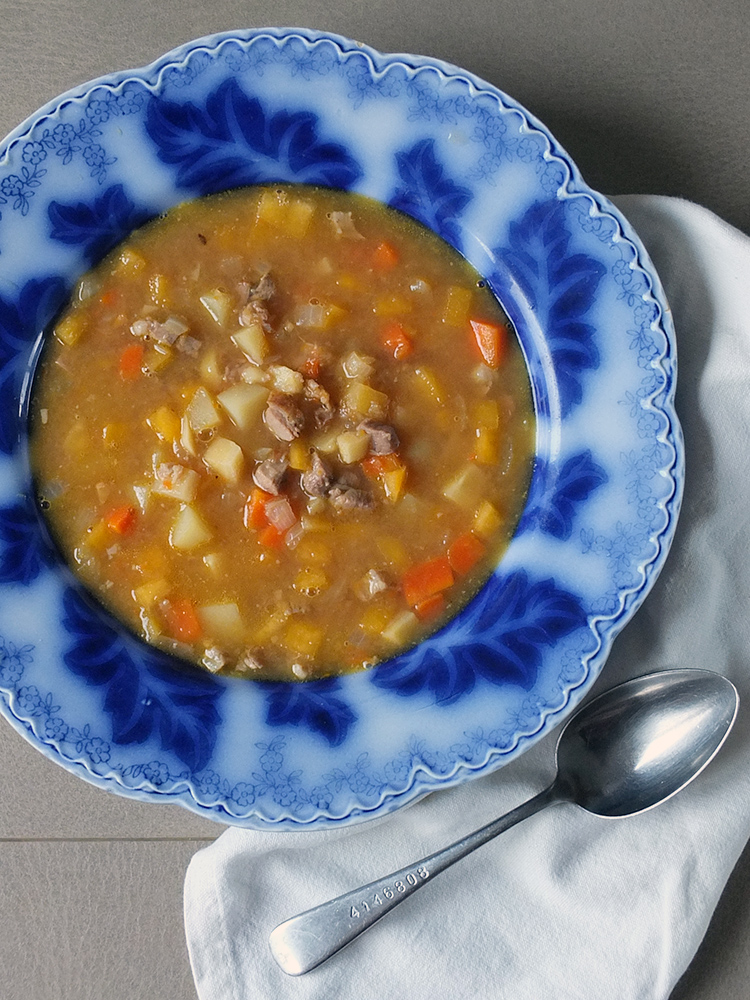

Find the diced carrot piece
[[99, 288, 120, 309], [362, 453, 403, 479], [414, 592, 447, 622], [244, 488, 273, 530], [402, 556, 454, 608], [372, 240, 399, 270], [163, 598, 202, 643], [105, 504, 138, 535], [381, 320, 413, 360], [119, 342, 144, 380], [448, 532, 486, 575], [258, 523, 285, 548], [469, 319, 508, 369]]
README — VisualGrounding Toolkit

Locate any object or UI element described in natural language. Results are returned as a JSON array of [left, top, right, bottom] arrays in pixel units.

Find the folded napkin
[[184, 196, 750, 1000]]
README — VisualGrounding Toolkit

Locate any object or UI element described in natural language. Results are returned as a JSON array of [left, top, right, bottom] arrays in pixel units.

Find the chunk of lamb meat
[[301, 451, 334, 497], [328, 485, 375, 511], [358, 419, 400, 455], [252, 454, 289, 495], [239, 273, 276, 330], [304, 379, 335, 427], [264, 393, 304, 442]]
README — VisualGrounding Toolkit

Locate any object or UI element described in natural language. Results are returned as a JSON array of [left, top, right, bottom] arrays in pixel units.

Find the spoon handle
[[269, 784, 558, 975]]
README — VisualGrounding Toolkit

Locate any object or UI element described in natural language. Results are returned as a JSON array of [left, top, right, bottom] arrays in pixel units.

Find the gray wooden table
[[1, 2, 749, 998]]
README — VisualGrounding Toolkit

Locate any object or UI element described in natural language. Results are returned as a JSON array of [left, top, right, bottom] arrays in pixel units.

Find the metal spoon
[[269, 668, 738, 975]]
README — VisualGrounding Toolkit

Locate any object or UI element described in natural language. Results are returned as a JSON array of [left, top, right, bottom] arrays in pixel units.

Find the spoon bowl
[[556, 669, 739, 817], [269, 669, 738, 975]]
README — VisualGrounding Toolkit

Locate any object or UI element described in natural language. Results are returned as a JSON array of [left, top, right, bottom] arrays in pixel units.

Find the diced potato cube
[[442, 285, 473, 326], [217, 383, 269, 430], [241, 364, 269, 385], [256, 188, 289, 227], [337, 429, 369, 464], [133, 578, 169, 607], [320, 303, 348, 328], [200, 288, 233, 326], [203, 552, 222, 575], [180, 415, 197, 458], [376, 536, 410, 571], [254, 608, 289, 643], [294, 536, 332, 565], [312, 427, 340, 455], [148, 273, 171, 308], [373, 295, 412, 317], [186, 387, 222, 432], [342, 382, 389, 419], [170, 505, 212, 550], [55, 312, 85, 347], [360, 603, 396, 636], [283, 620, 324, 657], [143, 344, 173, 374], [116, 247, 147, 274], [269, 365, 304, 395], [381, 610, 419, 645], [198, 602, 245, 642], [147, 406, 180, 445], [475, 399, 500, 429], [232, 322, 269, 365], [474, 426, 498, 465], [474, 500, 504, 539], [199, 348, 223, 388], [203, 436, 244, 484], [63, 420, 88, 457], [153, 463, 199, 502], [413, 366, 446, 405], [443, 463, 485, 509], [285, 199, 315, 238], [294, 566, 330, 595]]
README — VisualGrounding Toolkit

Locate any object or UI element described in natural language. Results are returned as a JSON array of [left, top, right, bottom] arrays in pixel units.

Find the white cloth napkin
[[184, 196, 750, 1000]]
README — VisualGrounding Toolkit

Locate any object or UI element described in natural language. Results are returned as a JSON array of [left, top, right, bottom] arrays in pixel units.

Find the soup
[[30, 185, 535, 680]]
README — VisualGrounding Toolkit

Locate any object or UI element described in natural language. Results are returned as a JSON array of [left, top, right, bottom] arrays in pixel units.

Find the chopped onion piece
[[328, 211, 365, 240], [265, 496, 297, 532]]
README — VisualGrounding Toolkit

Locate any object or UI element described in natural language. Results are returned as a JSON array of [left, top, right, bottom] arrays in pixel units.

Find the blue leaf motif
[[372, 571, 587, 704], [145, 78, 363, 195], [389, 138, 472, 246], [0, 275, 68, 455], [61, 588, 224, 772], [263, 679, 357, 747], [0, 497, 52, 586], [518, 450, 608, 540], [493, 200, 605, 415], [48, 184, 151, 265]]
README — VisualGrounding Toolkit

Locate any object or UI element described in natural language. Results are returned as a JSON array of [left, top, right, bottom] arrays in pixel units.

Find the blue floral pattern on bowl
[[0, 28, 683, 829]]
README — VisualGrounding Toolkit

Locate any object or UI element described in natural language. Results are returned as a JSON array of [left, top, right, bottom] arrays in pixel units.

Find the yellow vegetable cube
[[381, 610, 419, 645], [147, 406, 180, 445], [443, 463, 485, 509], [473, 500, 504, 539], [198, 602, 245, 642], [283, 620, 324, 658], [232, 322, 269, 365], [288, 438, 311, 472], [217, 383, 269, 430], [474, 426, 498, 465], [170, 505, 212, 550], [337, 429, 369, 464], [294, 566, 330, 595], [186, 387, 222, 432], [116, 248, 147, 274], [199, 288, 232, 326], [442, 285, 473, 326], [133, 578, 170, 607], [203, 437, 244, 484], [342, 381, 389, 419], [382, 465, 407, 501], [55, 312, 85, 347]]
